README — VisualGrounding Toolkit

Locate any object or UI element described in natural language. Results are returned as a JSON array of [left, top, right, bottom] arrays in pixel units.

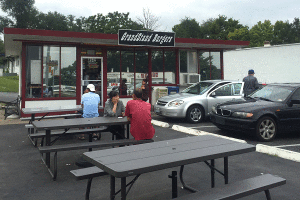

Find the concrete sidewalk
[[1, 123, 299, 200]]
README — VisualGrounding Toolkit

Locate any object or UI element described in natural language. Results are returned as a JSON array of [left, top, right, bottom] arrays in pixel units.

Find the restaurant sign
[[118, 30, 175, 47]]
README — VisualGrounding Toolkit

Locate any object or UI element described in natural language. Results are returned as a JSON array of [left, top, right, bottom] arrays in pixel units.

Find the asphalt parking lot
[[151, 114, 300, 155], [1, 121, 300, 200]]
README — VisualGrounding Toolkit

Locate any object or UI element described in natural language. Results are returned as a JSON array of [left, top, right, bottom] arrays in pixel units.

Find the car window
[[214, 84, 233, 96], [233, 83, 242, 95], [182, 82, 214, 95], [252, 85, 293, 102], [291, 88, 300, 100]]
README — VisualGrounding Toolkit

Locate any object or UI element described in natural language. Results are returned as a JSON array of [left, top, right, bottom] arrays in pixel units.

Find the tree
[[34, 11, 68, 31], [228, 27, 250, 41], [136, 8, 160, 31], [66, 15, 85, 32], [0, 15, 13, 33], [291, 18, 300, 43], [172, 17, 202, 38], [0, 0, 37, 28], [0, 38, 5, 65], [200, 15, 244, 40], [249, 20, 274, 47], [84, 12, 143, 34], [272, 20, 293, 45]]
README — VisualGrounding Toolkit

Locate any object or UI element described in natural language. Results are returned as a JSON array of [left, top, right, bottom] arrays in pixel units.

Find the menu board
[[31, 60, 41, 84]]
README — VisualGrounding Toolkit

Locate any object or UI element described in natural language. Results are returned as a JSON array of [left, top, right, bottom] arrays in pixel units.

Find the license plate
[[216, 117, 225, 125]]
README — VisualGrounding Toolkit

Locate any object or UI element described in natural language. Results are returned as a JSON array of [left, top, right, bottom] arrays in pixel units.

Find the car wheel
[[186, 105, 204, 123], [255, 116, 277, 142]]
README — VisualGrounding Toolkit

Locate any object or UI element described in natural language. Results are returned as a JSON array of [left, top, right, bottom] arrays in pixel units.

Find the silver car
[[154, 80, 244, 123]]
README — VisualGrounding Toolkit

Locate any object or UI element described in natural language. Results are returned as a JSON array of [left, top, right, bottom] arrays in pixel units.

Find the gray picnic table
[[83, 135, 256, 200], [32, 117, 130, 179], [22, 105, 82, 122]]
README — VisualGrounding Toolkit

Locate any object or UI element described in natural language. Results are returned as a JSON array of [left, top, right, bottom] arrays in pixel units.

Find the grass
[[0, 76, 19, 92]]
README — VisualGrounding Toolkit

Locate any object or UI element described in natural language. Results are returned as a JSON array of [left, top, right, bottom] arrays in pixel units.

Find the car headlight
[[168, 100, 184, 107], [231, 112, 253, 118], [211, 105, 217, 114]]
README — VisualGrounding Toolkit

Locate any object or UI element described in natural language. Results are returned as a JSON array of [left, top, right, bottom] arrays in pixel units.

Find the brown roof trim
[[4, 27, 117, 40], [175, 37, 250, 46], [4, 27, 249, 46]]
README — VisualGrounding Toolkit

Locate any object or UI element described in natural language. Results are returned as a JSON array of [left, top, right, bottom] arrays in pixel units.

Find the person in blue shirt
[[78, 84, 100, 140]]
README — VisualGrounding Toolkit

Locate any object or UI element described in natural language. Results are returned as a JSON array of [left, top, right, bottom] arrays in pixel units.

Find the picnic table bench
[[3, 95, 21, 119], [40, 139, 153, 181], [174, 173, 286, 200], [29, 126, 107, 147]]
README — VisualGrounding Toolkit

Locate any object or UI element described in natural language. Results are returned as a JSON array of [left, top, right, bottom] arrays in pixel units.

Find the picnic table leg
[[110, 175, 116, 200], [168, 171, 178, 199], [88, 133, 92, 151], [179, 165, 198, 193], [121, 177, 126, 200], [30, 114, 35, 134], [126, 124, 129, 139], [224, 157, 228, 184], [45, 129, 51, 168], [211, 159, 215, 188]]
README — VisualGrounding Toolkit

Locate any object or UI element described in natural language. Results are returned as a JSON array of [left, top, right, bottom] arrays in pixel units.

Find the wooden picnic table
[[83, 135, 256, 200]]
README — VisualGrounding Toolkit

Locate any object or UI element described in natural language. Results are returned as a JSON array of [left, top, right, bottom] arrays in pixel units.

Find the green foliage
[[0, 38, 5, 65], [84, 12, 144, 34], [0, 15, 13, 32], [34, 11, 68, 31], [172, 17, 202, 38], [0, 0, 36, 28], [61, 61, 76, 86], [201, 15, 245, 40], [272, 20, 293, 45], [1, 0, 300, 49], [0, 75, 19, 92], [228, 27, 250, 41], [249, 20, 274, 47]]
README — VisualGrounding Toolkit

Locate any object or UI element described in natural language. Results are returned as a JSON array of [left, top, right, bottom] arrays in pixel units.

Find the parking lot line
[[274, 144, 300, 148], [189, 126, 217, 128]]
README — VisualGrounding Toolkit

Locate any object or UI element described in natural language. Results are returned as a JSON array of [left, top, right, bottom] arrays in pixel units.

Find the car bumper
[[210, 113, 256, 131], [154, 104, 186, 118]]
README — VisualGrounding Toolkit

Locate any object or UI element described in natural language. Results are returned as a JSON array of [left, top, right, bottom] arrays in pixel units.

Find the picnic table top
[[32, 116, 130, 131], [83, 135, 256, 178], [22, 105, 82, 114]]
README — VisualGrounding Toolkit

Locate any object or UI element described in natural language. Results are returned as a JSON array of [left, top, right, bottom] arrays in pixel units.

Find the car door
[[207, 83, 244, 113], [276, 88, 300, 131]]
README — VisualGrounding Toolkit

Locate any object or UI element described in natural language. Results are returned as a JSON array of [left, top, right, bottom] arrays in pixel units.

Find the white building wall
[[224, 43, 300, 83]]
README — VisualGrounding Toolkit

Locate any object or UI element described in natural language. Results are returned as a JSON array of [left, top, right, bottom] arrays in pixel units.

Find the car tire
[[255, 116, 277, 142], [186, 105, 204, 123]]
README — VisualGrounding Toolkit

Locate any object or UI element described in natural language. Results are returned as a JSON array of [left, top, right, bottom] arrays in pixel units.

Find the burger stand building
[[3, 27, 249, 117]]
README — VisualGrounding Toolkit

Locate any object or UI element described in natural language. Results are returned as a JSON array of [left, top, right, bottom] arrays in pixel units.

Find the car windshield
[[182, 82, 214, 95], [251, 85, 294, 102]]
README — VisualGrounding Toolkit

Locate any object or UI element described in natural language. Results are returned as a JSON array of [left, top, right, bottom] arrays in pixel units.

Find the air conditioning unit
[[187, 74, 200, 84]]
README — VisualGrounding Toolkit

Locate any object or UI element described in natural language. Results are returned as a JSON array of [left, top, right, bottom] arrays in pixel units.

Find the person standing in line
[[141, 78, 149, 102], [243, 69, 259, 97], [78, 84, 100, 140], [104, 91, 126, 140], [119, 79, 128, 96], [125, 88, 155, 140]]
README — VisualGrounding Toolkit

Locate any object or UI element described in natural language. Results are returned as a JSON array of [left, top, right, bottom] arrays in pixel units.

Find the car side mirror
[[210, 92, 217, 97], [289, 99, 300, 106]]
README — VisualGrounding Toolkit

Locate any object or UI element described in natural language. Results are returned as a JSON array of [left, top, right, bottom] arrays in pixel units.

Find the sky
[[1, 0, 300, 32]]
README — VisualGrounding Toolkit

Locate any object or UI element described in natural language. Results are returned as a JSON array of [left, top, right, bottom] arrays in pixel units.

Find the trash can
[[167, 86, 179, 95]]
